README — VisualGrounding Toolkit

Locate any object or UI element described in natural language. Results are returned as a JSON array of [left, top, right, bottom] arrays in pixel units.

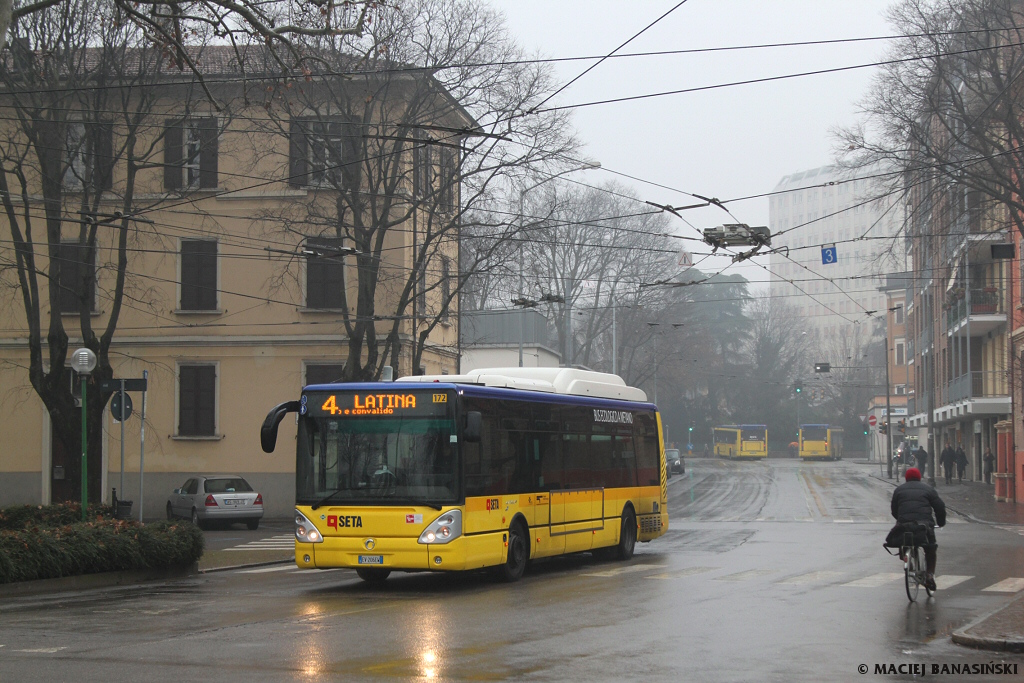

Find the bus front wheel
[[615, 507, 637, 560], [497, 521, 529, 582]]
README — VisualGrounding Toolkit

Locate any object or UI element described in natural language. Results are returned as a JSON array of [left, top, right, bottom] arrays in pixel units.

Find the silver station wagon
[[166, 475, 264, 530]]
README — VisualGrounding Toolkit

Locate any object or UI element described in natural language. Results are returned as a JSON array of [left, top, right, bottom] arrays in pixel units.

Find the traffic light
[[863, 427, 869, 436], [898, 419, 906, 434], [880, 421, 888, 435], [794, 382, 802, 394], [688, 426, 694, 434]]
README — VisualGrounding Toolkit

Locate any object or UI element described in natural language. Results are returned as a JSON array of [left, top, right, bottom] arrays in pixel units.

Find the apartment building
[[0, 47, 469, 517], [768, 164, 901, 340]]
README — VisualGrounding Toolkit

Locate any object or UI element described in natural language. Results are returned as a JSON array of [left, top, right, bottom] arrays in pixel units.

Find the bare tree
[[251, 0, 577, 380], [0, 0, 213, 503], [840, 0, 1024, 242]]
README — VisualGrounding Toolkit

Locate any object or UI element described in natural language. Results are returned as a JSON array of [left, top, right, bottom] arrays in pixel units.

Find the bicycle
[[884, 523, 934, 602]]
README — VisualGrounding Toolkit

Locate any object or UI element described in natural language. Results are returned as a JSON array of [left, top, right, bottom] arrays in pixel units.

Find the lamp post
[[885, 306, 899, 479], [516, 161, 600, 367], [71, 347, 97, 521], [646, 322, 660, 404]]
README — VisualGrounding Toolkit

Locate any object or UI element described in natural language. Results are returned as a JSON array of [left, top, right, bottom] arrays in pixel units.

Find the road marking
[[833, 519, 854, 523], [582, 564, 665, 578], [995, 525, 1024, 535], [778, 570, 844, 585], [225, 534, 294, 551], [934, 575, 972, 590], [13, 647, 66, 654], [290, 567, 347, 573], [239, 564, 297, 574], [868, 518, 891, 524], [714, 569, 776, 582], [645, 566, 718, 580], [842, 572, 903, 587], [981, 578, 1024, 592]]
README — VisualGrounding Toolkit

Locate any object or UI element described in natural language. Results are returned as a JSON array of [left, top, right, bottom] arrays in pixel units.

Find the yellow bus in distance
[[713, 425, 768, 459], [798, 424, 844, 460], [260, 368, 668, 583]]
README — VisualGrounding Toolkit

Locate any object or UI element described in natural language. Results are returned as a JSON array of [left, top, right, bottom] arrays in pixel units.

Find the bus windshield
[[741, 427, 766, 441], [802, 426, 828, 441], [296, 415, 458, 506]]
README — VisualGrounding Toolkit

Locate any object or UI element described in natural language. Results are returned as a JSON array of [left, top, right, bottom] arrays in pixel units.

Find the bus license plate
[[358, 555, 384, 565]]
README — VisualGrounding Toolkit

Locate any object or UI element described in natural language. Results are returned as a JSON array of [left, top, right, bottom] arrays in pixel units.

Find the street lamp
[[516, 161, 601, 367], [71, 347, 97, 521], [646, 322, 660, 404]]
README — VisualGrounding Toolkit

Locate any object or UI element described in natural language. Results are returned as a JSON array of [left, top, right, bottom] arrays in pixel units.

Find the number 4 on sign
[[821, 244, 837, 265]]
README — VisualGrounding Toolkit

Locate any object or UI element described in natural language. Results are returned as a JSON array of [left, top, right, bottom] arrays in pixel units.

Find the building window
[[894, 304, 904, 325], [305, 363, 346, 386], [164, 117, 218, 190], [305, 237, 347, 309], [57, 241, 96, 313], [895, 385, 907, 395], [178, 364, 217, 436], [180, 240, 218, 311], [895, 340, 905, 366], [64, 121, 113, 190], [437, 146, 458, 211], [441, 256, 452, 322], [288, 117, 358, 188]]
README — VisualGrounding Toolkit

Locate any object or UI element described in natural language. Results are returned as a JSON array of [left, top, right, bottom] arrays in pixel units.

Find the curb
[[0, 561, 199, 598], [952, 594, 1024, 653]]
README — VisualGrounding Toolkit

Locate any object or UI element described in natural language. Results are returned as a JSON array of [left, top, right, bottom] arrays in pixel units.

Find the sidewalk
[[870, 467, 1024, 652]]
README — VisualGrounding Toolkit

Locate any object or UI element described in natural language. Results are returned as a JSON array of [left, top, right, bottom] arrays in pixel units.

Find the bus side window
[[633, 413, 660, 486]]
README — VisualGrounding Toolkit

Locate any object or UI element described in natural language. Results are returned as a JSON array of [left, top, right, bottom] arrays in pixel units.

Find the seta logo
[[485, 498, 500, 511], [326, 515, 363, 529]]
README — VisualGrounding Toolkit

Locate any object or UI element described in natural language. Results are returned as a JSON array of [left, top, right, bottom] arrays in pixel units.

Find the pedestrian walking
[[916, 446, 929, 476], [955, 445, 968, 483], [940, 445, 955, 485], [983, 447, 996, 485]]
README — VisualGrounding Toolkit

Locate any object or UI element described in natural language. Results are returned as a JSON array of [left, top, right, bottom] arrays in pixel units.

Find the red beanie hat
[[905, 468, 921, 481]]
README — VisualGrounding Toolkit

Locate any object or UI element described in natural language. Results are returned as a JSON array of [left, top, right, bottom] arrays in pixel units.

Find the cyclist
[[889, 467, 946, 591]]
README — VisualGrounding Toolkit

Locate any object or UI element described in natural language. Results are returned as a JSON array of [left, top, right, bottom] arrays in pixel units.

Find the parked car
[[167, 475, 263, 530], [666, 448, 685, 475]]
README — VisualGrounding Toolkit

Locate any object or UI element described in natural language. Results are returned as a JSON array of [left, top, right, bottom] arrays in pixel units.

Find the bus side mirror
[[464, 411, 482, 443], [261, 400, 301, 453]]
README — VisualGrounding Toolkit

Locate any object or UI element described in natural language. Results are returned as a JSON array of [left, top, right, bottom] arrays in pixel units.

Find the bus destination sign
[[303, 390, 449, 418]]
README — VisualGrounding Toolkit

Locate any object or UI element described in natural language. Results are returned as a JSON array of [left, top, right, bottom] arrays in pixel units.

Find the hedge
[[0, 503, 204, 584]]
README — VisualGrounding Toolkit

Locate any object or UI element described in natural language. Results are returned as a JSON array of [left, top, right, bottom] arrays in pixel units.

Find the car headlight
[[418, 510, 462, 545], [295, 510, 323, 544]]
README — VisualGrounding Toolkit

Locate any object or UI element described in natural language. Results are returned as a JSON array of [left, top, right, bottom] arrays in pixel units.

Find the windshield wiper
[[311, 489, 350, 510], [376, 496, 443, 511]]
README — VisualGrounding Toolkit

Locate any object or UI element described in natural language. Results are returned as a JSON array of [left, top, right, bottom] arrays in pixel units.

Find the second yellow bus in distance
[[260, 368, 668, 583], [798, 424, 844, 460], [713, 424, 768, 459]]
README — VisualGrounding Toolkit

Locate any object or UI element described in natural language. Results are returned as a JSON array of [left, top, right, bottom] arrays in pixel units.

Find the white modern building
[[768, 164, 903, 340]]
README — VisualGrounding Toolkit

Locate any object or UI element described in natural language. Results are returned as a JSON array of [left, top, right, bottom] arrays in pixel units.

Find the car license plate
[[224, 499, 242, 506], [358, 555, 384, 565]]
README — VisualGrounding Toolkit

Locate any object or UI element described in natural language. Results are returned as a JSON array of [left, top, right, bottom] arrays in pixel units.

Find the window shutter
[[57, 243, 78, 313], [164, 120, 182, 190], [181, 240, 217, 310], [198, 117, 218, 189], [197, 366, 216, 435], [288, 117, 308, 187], [93, 123, 114, 190], [179, 365, 216, 436], [179, 366, 197, 434]]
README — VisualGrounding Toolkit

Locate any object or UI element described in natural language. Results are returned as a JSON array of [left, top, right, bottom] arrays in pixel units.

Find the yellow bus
[[798, 424, 844, 460], [260, 368, 668, 583], [713, 425, 768, 459]]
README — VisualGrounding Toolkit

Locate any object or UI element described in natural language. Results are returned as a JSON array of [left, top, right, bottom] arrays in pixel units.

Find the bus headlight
[[295, 510, 323, 544], [418, 510, 462, 545]]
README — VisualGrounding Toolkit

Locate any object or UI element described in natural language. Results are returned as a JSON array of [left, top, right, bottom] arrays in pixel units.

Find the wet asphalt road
[[2, 459, 1024, 682]]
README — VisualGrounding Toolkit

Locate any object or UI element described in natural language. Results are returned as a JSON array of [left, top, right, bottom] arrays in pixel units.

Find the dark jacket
[[940, 447, 955, 467], [891, 480, 946, 527], [955, 448, 968, 468], [915, 448, 928, 470]]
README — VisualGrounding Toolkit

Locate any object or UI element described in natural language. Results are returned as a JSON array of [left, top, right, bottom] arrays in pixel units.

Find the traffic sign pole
[[139, 370, 147, 523], [120, 379, 125, 500]]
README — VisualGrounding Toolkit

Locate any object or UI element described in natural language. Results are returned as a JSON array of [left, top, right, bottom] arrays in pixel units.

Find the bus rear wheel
[[615, 507, 637, 560], [356, 567, 391, 584], [497, 521, 528, 582]]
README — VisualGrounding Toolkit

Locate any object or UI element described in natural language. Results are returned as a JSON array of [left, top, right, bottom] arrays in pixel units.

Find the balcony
[[947, 370, 1006, 403], [945, 287, 1006, 336]]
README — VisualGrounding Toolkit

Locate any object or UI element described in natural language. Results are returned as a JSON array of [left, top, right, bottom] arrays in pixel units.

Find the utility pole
[[885, 306, 898, 479]]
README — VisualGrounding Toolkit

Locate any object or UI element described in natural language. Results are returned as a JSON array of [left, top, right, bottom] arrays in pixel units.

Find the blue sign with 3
[[821, 244, 837, 265]]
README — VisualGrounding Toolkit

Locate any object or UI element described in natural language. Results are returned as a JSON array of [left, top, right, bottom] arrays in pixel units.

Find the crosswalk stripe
[[842, 572, 903, 587], [981, 577, 1024, 592], [582, 564, 665, 578], [833, 519, 854, 524], [239, 565, 295, 574], [934, 575, 972, 590], [645, 567, 718, 580], [714, 569, 776, 582], [778, 570, 844, 585], [225, 545, 294, 551]]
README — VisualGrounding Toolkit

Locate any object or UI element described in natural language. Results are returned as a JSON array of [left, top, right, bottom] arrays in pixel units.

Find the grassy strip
[[0, 503, 204, 584]]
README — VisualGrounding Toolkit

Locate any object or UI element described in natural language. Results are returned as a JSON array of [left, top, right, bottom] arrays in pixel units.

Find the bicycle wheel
[[905, 546, 920, 602]]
